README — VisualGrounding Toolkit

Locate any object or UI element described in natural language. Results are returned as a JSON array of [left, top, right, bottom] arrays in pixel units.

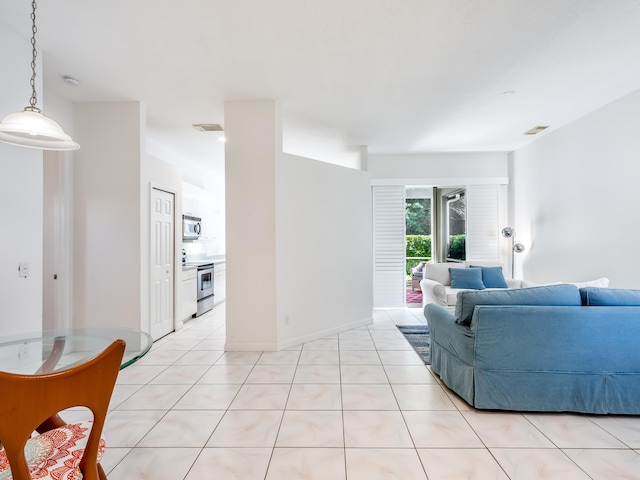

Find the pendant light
[[0, 0, 79, 150]]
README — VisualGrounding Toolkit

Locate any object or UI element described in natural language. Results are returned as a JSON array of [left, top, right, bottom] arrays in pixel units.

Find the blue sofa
[[424, 284, 640, 414]]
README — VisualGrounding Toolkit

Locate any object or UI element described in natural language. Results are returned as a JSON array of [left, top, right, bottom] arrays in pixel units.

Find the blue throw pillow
[[469, 265, 508, 289], [454, 284, 582, 326], [580, 287, 640, 306], [449, 268, 485, 290]]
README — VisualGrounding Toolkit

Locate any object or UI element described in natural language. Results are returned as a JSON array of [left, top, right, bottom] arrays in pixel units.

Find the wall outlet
[[18, 261, 30, 278]]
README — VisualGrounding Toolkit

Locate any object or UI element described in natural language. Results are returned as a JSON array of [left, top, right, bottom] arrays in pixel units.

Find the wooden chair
[[0, 339, 125, 480]]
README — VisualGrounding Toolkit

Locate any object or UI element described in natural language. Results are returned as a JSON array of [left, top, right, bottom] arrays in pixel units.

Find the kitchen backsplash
[[183, 239, 224, 264]]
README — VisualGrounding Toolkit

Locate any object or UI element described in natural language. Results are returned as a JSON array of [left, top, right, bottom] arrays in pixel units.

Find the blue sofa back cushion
[[469, 265, 509, 288], [449, 267, 485, 290], [454, 283, 582, 326], [581, 287, 640, 306]]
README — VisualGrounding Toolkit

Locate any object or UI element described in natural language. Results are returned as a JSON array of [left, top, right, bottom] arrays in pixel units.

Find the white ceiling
[[2, 0, 640, 168]]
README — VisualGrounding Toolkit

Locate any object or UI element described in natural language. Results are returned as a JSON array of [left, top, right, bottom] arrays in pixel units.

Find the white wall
[[72, 102, 144, 329], [283, 120, 362, 169], [225, 100, 373, 351], [146, 137, 222, 188], [0, 24, 44, 336], [276, 153, 372, 348], [42, 89, 75, 331], [510, 88, 640, 287], [367, 152, 509, 183]]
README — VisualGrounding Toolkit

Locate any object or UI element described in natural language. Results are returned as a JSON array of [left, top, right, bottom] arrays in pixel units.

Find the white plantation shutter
[[466, 185, 500, 263], [373, 186, 406, 307]]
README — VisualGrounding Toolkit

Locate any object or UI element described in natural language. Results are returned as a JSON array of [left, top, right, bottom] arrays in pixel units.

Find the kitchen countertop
[[183, 255, 226, 268]]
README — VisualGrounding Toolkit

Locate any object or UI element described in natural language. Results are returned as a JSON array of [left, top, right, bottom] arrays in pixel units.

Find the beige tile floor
[[71, 305, 640, 479]]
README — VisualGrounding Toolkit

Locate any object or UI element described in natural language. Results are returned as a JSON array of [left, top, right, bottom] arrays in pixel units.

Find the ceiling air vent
[[192, 123, 224, 132], [524, 126, 549, 135]]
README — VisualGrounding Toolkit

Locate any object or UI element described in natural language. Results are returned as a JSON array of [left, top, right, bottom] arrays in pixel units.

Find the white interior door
[[150, 188, 175, 340]]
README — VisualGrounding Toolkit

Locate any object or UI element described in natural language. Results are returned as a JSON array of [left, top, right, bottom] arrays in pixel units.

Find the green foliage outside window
[[448, 234, 466, 260], [406, 235, 431, 274], [405, 199, 431, 235], [406, 235, 431, 259]]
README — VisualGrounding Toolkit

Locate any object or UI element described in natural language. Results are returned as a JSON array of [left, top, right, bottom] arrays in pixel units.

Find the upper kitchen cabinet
[[182, 181, 213, 223], [182, 182, 203, 218]]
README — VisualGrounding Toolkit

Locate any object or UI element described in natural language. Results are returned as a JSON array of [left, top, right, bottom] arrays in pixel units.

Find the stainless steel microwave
[[182, 215, 202, 240]]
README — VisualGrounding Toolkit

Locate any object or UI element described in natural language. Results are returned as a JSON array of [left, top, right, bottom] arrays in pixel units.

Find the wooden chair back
[[0, 339, 125, 480]]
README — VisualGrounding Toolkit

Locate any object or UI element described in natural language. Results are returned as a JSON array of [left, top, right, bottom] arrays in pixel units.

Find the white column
[[72, 102, 143, 330], [224, 100, 281, 350]]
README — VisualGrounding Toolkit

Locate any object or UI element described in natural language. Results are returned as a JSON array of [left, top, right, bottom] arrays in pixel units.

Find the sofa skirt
[[432, 341, 640, 414], [430, 340, 475, 406]]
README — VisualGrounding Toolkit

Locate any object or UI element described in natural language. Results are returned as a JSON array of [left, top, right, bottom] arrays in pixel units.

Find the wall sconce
[[501, 227, 526, 278]]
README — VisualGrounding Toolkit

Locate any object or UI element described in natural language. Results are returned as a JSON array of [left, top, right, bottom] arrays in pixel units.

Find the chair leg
[[98, 463, 108, 480]]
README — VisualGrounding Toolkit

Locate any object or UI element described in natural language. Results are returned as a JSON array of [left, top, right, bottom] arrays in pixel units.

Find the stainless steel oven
[[196, 263, 214, 316]]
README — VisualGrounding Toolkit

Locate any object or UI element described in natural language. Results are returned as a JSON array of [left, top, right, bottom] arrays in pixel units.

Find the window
[[404, 186, 467, 273], [405, 187, 432, 272], [444, 189, 466, 262], [374, 184, 501, 308]]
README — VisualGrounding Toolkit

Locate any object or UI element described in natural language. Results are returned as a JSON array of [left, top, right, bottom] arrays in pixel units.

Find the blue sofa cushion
[[454, 283, 582, 326], [450, 267, 485, 290], [469, 265, 508, 288], [581, 287, 640, 306]]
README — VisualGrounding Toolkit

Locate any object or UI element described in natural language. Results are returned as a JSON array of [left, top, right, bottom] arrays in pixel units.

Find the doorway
[[404, 186, 466, 306], [150, 187, 175, 340], [405, 187, 432, 306], [435, 187, 466, 263]]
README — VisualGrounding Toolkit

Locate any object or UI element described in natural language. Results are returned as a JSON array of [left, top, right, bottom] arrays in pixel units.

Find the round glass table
[[0, 327, 153, 374]]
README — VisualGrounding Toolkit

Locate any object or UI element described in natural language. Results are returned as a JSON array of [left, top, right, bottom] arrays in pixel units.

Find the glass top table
[[0, 327, 153, 374]]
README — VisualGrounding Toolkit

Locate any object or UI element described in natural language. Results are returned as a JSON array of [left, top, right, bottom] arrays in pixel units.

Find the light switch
[[18, 262, 30, 278]]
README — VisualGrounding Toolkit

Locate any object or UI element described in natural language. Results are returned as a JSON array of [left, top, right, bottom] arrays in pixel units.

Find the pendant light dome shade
[[0, 0, 80, 151], [0, 107, 79, 151]]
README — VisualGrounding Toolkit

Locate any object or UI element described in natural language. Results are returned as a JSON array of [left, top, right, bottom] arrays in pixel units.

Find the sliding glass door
[[373, 184, 503, 308], [434, 187, 466, 263]]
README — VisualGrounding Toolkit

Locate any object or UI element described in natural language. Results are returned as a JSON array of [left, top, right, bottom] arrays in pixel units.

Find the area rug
[[406, 289, 423, 305], [396, 324, 431, 365]]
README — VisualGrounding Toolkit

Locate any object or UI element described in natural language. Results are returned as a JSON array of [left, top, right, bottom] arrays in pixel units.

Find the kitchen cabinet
[[213, 261, 226, 305], [180, 266, 198, 320]]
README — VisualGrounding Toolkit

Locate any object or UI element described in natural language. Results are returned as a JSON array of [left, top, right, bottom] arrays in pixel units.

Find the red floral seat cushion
[[0, 421, 105, 480]]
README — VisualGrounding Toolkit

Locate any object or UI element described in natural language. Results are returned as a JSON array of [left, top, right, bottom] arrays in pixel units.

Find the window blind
[[372, 186, 406, 307], [466, 184, 500, 263]]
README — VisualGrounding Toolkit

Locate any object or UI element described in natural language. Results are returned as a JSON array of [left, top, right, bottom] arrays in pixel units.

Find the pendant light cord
[[28, 0, 40, 112]]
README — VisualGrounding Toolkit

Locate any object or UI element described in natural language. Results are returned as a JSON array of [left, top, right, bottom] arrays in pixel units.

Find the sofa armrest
[[424, 303, 455, 325], [420, 278, 447, 307], [424, 303, 475, 365]]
